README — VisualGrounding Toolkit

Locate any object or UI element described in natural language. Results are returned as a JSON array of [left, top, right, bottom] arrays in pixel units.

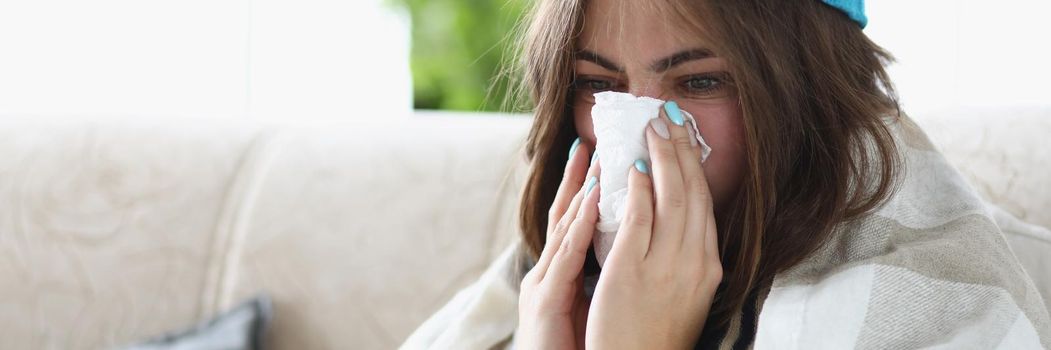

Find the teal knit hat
[[821, 0, 868, 28]]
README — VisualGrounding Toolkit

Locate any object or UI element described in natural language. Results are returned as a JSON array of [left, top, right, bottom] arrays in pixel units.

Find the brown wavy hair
[[510, 0, 902, 342]]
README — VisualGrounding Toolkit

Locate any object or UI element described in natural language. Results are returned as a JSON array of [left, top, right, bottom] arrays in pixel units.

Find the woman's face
[[572, 0, 748, 210]]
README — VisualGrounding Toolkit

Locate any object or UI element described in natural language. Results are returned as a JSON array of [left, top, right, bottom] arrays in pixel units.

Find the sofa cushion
[[124, 296, 272, 350]]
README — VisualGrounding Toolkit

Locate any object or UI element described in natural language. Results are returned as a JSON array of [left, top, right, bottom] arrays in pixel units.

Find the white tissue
[[591, 91, 711, 267]]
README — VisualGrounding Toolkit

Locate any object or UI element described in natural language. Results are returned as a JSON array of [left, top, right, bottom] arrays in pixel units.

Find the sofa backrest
[[0, 107, 1046, 349]]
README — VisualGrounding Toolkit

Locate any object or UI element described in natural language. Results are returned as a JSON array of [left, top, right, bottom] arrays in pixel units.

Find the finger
[[669, 109, 715, 254], [535, 138, 589, 280], [703, 210, 721, 266], [606, 159, 653, 265], [547, 138, 590, 237], [534, 155, 602, 280], [544, 173, 600, 285], [535, 182, 586, 281], [645, 108, 687, 258]]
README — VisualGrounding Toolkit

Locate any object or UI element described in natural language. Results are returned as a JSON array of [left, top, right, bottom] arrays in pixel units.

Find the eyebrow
[[576, 50, 624, 73], [575, 48, 716, 74]]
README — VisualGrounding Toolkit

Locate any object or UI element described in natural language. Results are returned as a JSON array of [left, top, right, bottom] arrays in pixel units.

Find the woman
[[404, 0, 1051, 348]]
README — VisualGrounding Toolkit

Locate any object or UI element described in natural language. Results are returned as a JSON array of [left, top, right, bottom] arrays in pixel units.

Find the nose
[[627, 81, 670, 100]]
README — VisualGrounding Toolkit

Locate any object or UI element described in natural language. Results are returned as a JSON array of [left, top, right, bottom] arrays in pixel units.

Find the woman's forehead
[[577, 0, 711, 67]]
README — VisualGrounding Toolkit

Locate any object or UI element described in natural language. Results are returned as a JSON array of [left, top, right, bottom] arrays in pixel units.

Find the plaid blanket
[[753, 118, 1049, 348]]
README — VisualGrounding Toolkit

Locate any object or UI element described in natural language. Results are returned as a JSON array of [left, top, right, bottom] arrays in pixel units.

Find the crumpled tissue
[[591, 91, 711, 267]]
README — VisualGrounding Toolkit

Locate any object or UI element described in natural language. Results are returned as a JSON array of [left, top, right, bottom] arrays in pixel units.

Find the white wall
[[0, 0, 411, 119], [0, 0, 1047, 119], [865, 0, 1051, 115]]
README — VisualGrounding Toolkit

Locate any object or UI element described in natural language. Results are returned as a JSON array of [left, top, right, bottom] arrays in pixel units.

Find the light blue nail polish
[[665, 101, 685, 126], [590, 152, 598, 164], [584, 176, 597, 196], [634, 159, 649, 174], [569, 137, 581, 158]]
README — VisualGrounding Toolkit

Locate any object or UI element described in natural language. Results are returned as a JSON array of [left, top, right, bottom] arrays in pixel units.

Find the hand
[[517, 139, 602, 350], [586, 104, 724, 350]]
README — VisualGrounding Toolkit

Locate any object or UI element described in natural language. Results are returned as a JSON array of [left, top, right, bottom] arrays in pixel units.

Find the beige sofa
[[0, 108, 1048, 349]]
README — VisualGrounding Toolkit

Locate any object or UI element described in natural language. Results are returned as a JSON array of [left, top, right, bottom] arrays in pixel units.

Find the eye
[[686, 77, 718, 90], [573, 76, 619, 93], [678, 72, 733, 98], [587, 80, 613, 91]]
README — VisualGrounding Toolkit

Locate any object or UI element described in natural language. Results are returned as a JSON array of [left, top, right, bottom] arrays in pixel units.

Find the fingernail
[[569, 137, 581, 158], [649, 118, 670, 140], [584, 176, 598, 196], [634, 159, 649, 174], [591, 152, 598, 165], [664, 101, 685, 126]]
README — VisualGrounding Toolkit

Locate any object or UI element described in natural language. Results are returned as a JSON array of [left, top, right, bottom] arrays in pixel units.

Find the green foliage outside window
[[388, 0, 528, 111]]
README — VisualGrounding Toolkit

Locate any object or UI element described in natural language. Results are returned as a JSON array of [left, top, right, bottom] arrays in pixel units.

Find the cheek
[[682, 102, 748, 207], [573, 102, 597, 146]]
